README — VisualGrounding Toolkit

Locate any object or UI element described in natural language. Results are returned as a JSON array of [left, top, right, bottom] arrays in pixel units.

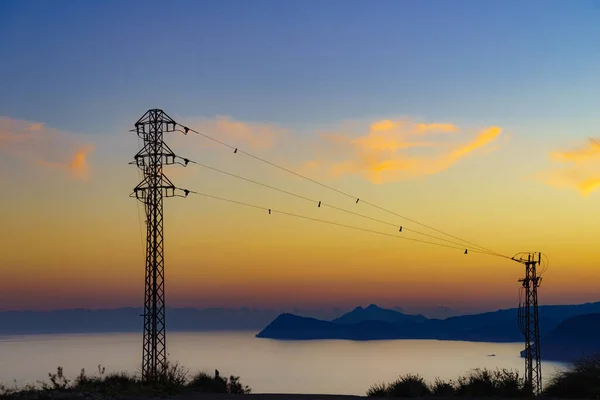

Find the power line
[[181, 157, 500, 254], [175, 124, 506, 258], [184, 188, 501, 257]]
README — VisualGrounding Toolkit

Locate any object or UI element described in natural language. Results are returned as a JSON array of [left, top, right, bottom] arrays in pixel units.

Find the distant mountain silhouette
[[525, 312, 600, 362], [257, 302, 600, 343], [258, 313, 409, 340], [332, 304, 427, 325], [0, 307, 345, 335]]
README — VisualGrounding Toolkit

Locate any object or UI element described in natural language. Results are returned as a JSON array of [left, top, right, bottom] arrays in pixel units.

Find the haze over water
[[0, 331, 566, 395]]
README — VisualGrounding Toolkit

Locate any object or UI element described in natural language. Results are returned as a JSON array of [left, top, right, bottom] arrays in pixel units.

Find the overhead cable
[[183, 188, 504, 258], [175, 123, 506, 258], [180, 156, 500, 255]]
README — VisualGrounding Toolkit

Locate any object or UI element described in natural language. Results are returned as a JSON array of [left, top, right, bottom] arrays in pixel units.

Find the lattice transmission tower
[[515, 252, 542, 396], [130, 109, 190, 383]]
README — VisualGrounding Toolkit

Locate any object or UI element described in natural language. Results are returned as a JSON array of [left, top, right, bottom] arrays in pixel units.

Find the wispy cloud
[[542, 138, 600, 196], [0, 117, 94, 180], [179, 116, 286, 150], [303, 118, 503, 184], [39, 145, 94, 180], [550, 138, 600, 163]]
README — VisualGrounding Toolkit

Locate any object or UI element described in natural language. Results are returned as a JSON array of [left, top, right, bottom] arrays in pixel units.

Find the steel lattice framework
[[517, 252, 542, 396], [130, 109, 184, 383]]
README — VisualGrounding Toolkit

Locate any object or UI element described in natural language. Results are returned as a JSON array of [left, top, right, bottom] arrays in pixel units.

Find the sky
[[1, 0, 600, 315]]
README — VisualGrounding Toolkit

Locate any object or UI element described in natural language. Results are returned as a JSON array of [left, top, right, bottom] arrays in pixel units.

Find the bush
[[367, 382, 389, 397], [387, 374, 431, 397], [187, 371, 250, 394], [455, 368, 526, 397], [158, 361, 189, 392], [492, 368, 527, 397], [188, 371, 228, 393], [228, 375, 252, 394], [431, 378, 455, 397], [543, 354, 600, 398]]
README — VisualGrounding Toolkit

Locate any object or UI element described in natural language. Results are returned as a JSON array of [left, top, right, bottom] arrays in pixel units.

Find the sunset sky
[[1, 0, 600, 315]]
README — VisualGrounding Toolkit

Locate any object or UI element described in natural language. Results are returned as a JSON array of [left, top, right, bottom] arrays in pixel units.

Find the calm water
[[0, 331, 567, 395]]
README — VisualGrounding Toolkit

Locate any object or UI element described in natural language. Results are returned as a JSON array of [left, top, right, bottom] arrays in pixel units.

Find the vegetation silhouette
[[0, 363, 250, 399], [367, 368, 529, 397], [543, 354, 600, 398], [367, 357, 600, 398]]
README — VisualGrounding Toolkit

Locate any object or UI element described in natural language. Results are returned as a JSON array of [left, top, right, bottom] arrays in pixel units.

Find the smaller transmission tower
[[515, 252, 542, 396], [130, 109, 190, 384]]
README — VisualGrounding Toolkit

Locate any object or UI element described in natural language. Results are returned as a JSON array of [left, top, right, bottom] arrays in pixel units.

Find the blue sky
[[2, 0, 599, 136], [3, 0, 600, 311]]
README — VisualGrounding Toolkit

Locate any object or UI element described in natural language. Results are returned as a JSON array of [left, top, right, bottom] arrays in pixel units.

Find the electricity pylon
[[514, 252, 542, 396], [130, 109, 189, 383]]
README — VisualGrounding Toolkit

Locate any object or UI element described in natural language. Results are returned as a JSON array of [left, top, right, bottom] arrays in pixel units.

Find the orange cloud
[[39, 145, 94, 180], [369, 119, 459, 135], [578, 178, 600, 196], [550, 138, 600, 163], [542, 137, 600, 197], [0, 117, 94, 180], [446, 127, 502, 163], [305, 119, 502, 184], [178, 116, 285, 150]]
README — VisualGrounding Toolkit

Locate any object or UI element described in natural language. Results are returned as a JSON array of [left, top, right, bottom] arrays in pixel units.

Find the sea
[[0, 331, 568, 395]]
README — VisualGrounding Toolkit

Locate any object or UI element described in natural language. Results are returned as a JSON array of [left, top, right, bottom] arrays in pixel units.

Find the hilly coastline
[[526, 312, 600, 361], [257, 303, 600, 360]]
